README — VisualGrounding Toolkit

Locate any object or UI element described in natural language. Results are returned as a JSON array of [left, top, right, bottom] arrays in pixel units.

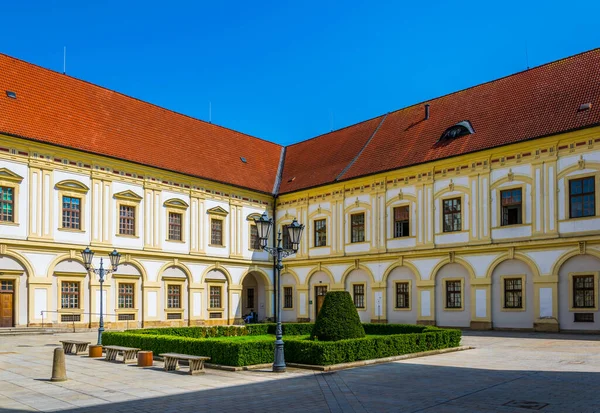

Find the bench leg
[[123, 350, 137, 364], [164, 357, 178, 372], [189, 360, 205, 375], [75, 344, 87, 355], [106, 349, 116, 361], [63, 343, 74, 354]]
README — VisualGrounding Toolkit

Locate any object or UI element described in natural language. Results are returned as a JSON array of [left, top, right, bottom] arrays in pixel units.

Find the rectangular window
[[62, 196, 81, 229], [281, 224, 292, 249], [210, 286, 222, 308], [119, 205, 135, 235], [503, 278, 523, 308], [250, 225, 262, 250], [573, 275, 595, 308], [167, 284, 181, 308], [393, 206, 410, 238], [0, 280, 14, 291], [501, 189, 522, 226], [396, 282, 409, 308], [443, 198, 461, 232], [570, 177, 595, 218], [211, 219, 223, 245], [0, 186, 14, 222], [314, 219, 327, 247], [350, 213, 365, 243], [353, 284, 365, 308], [247, 288, 254, 309], [283, 287, 293, 309], [168, 212, 182, 241], [445, 280, 462, 309], [118, 283, 135, 309], [61, 281, 79, 309]]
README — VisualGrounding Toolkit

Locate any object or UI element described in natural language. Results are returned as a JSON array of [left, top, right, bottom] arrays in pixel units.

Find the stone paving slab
[[0, 331, 599, 412]]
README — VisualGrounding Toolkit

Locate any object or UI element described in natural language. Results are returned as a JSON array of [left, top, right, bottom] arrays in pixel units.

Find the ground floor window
[[504, 278, 523, 309], [396, 282, 409, 308], [445, 280, 461, 309], [353, 284, 365, 308], [210, 286, 222, 308], [246, 288, 254, 309], [61, 281, 79, 309], [573, 275, 594, 308], [0, 280, 13, 291], [283, 287, 293, 309], [118, 283, 135, 309], [167, 284, 181, 308]]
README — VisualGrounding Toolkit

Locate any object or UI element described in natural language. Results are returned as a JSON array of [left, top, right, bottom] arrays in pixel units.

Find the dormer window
[[439, 121, 474, 142]]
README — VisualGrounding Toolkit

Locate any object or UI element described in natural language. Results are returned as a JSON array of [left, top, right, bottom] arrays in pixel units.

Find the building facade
[[0, 49, 599, 332]]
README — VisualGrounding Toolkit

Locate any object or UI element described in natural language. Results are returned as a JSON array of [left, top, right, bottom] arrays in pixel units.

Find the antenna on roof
[[209, 101, 212, 123], [63, 46, 66, 75]]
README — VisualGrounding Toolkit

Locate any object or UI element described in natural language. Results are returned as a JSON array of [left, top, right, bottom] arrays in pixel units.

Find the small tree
[[310, 291, 366, 341]]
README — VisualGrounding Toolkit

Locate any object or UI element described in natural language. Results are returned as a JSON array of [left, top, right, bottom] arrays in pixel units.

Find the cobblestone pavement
[[1, 331, 599, 412]]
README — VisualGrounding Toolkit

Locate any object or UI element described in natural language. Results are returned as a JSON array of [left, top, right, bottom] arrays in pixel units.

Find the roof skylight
[[439, 121, 474, 141]]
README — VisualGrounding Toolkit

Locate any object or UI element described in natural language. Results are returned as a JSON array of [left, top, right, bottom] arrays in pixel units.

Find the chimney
[[424, 104, 430, 120]]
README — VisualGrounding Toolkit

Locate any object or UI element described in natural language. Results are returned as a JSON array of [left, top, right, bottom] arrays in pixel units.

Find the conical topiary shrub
[[310, 291, 366, 341]]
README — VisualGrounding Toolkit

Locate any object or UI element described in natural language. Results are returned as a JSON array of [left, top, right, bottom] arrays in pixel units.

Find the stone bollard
[[51, 347, 68, 382]]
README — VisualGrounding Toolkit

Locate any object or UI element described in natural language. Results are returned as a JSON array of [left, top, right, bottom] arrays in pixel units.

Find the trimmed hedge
[[123, 323, 314, 338], [311, 291, 366, 341], [103, 324, 461, 367]]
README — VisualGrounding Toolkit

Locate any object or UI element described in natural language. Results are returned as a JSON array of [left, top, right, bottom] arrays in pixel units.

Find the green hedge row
[[125, 323, 314, 338], [103, 326, 461, 367], [362, 323, 429, 335]]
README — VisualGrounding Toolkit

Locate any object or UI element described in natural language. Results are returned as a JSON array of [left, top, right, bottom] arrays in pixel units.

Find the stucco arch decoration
[[551, 247, 600, 275], [381, 260, 422, 283], [304, 266, 335, 287], [557, 161, 600, 180], [239, 267, 272, 287], [280, 267, 301, 286], [430, 256, 476, 281], [46, 253, 87, 278], [158, 261, 193, 283], [340, 264, 376, 285], [0, 249, 35, 278], [490, 174, 533, 189], [433, 184, 470, 199], [343, 201, 372, 214], [200, 264, 232, 284], [308, 207, 333, 219], [117, 257, 148, 282], [486, 252, 541, 279]]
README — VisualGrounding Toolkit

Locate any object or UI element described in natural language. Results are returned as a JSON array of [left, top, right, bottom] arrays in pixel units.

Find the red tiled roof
[[0, 54, 283, 194], [280, 48, 600, 192]]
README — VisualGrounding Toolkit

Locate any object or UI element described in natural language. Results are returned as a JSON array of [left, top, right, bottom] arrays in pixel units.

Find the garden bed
[[102, 323, 461, 367]]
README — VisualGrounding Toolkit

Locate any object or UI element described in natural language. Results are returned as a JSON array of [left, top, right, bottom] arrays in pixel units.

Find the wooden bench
[[159, 353, 211, 375], [60, 340, 90, 355], [104, 345, 140, 364]]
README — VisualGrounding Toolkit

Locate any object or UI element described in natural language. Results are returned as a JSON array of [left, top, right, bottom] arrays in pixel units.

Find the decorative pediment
[[207, 206, 229, 216], [114, 190, 143, 202], [0, 168, 23, 184], [163, 198, 189, 210], [246, 213, 262, 221], [55, 179, 89, 193]]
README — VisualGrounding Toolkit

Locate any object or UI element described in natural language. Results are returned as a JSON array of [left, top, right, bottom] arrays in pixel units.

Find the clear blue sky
[[3, 1, 599, 145]]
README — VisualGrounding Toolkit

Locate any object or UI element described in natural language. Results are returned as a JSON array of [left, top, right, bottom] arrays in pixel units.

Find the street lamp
[[254, 212, 304, 373], [81, 247, 121, 345]]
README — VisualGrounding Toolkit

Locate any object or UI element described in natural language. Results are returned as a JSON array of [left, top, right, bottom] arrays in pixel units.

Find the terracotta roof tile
[[0, 54, 282, 194]]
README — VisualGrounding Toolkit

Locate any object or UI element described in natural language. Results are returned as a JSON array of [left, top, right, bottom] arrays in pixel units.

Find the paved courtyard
[[1, 331, 599, 412]]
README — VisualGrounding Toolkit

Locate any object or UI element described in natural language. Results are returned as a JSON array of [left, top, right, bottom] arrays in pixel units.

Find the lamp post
[[254, 212, 304, 373], [81, 247, 121, 345]]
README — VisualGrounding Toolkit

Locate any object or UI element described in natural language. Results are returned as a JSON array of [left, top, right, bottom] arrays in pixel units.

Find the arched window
[[439, 121, 474, 142]]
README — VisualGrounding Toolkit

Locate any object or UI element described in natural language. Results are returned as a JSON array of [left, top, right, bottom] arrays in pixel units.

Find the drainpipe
[[272, 195, 278, 323]]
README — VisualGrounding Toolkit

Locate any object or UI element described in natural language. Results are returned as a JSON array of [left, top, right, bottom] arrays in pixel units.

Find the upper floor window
[[168, 212, 182, 241], [281, 224, 292, 249], [445, 280, 462, 309], [211, 219, 223, 246], [570, 177, 595, 218], [0, 186, 14, 222], [250, 224, 262, 250], [119, 205, 136, 236], [314, 219, 327, 247], [443, 198, 461, 232], [62, 196, 81, 230], [573, 275, 594, 308], [501, 189, 522, 226], [350, 213, 365, 243], [353, 284, 365, 308], [393, 206, 410, 238]]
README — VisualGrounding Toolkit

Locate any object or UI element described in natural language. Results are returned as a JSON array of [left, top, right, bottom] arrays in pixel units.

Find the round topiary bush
[[310, 291, 366, 341]]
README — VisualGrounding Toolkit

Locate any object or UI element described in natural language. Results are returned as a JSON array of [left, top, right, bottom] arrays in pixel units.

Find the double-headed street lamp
[[81, 247, 121, 345], [254, 212, 304, 373]]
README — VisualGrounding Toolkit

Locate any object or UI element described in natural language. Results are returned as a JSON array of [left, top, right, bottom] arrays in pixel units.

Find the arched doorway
[[558, 254, 600, 331], [386, 266, 418, 324], [434, 263, 471, 327], [491, 259, 534, 329], [0, 256, 28, 327], [241, 272, 267, 322]]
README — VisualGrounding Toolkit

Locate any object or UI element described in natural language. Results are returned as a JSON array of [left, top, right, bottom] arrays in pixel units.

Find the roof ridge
[[0, 52, 283, 149], [335, 113, 388, 181]]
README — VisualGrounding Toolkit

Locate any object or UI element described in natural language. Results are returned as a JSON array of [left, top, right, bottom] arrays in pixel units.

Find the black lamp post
[[254, 211, 304, 373], [81, 247, 121, 345]]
